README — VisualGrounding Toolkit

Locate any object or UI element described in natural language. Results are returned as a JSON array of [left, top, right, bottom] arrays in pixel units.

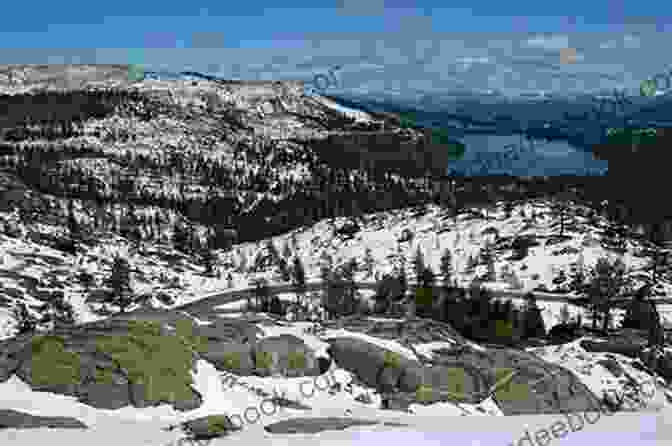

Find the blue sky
[[2, 1, 671, 98]]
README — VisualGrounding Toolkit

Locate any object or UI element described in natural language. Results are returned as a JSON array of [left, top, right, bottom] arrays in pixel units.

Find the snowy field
[[0, 410, 665, 446]]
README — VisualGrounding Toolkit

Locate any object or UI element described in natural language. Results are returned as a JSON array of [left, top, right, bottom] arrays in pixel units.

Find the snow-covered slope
[[223, 198, 672, 317], [2, 197, 672, 340]]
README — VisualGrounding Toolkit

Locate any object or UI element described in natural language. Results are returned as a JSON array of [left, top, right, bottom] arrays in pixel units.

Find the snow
[[413, 341, 457, 360], [2, 70, 672, 444], [0, 310, 671, 444], [2, 197, 672, 341], [0, 357, 667, 446], [323, 328, 420, 362], [528, 338, 668, 412], [2, 194, 672, 442], [0, 412, 665, 446], [308, 96, 376, 123]]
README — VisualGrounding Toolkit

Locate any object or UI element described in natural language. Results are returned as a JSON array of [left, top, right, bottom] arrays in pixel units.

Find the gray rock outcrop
[[264, 417, 379, 434], [0, 409, 87, 430]]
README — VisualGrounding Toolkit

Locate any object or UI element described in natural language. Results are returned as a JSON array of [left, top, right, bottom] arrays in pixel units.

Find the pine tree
[[190, 231, 203, 255], [551, 193, 570, 237], [12, 302, 38, 335], [395, 262, 407, 303], [363, 247, 375, 279], [269, 295, 285, 316], [339, 259, 359, 316], [415, 265, 436, 318], [522, 292, 546, 338], [322, 268, 341, 320], [251, 277, 270, 312], [266, 240, 280, 262], [465, 254, 477, 275], [104, 255, 135, 313], [237, 250, 248, 273], [290, 233, 298, 252], [647, 299, 664, 348], [282, 240, 292, 261], [267, 240, 290, 282], [503, 201, 514, 219], [67, 200, 80, 240], [319, 251, 333, 282], [587, 256, 629, 332], [486, 252, 496, 282], [373, 274, 394, 314], [569, 253, 587, 294], [412, 245, 425, 285], [508, 269, 523, 290], [37, 291, 76, 329], [439, 248, 453, 288], [292, 256, 307, 306], [480, 243, 496, 281], [201, 247, 217, 276], [645, 222, 668, 282], [278, 256, 291, 282], [392, 244, 407, 301], [172, 222, 190, 253]]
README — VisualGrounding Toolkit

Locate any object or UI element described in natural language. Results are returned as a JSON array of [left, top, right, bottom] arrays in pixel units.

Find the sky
[[1, 1, 672, 98]]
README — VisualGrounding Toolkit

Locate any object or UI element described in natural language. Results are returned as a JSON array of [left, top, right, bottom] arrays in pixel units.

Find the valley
[[0, 64, 671, 445]]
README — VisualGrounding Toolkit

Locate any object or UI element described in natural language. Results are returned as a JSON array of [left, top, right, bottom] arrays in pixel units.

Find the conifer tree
[[480, 243, 496, 281], [12, 302, 38, 335], [439, 247, 453, 288], [201, 247, 217, 276], [67, 200, 79, 240], [522, 292, 546, 338], [172, 222, 190, 254], [104, 255, 135, 313], [569, 252, 587, 294], [277, 256, 291, 282], [251, 277, 270, 312], [363, 247, 375, 279], [412, 245, 425, 285], [415, 265, 436, 318], [586, 256, 629, 332], [237, 250, 248, 273], [282, 240, 292, 261], [37, 291, 76, 329], [319, 251, 333, 282], [392, 244, 407, 301], [322, 267, 340, 320], [292, 255, 307, 306], [339, 259, 359, 316]]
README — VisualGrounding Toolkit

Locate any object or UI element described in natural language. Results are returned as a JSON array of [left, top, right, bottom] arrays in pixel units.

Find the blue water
[[448, 133, 609, 176], [324, 93, 612, 176]]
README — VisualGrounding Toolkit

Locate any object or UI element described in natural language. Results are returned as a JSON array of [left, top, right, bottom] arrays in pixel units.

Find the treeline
[[247, 241, 663, 347], [591, 127, 672, 230], [0, 89, 162, 140], [5, 135, 670, 251]]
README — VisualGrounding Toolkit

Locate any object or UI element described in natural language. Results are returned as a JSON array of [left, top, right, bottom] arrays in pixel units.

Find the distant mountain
[[141, 70, 227, 82]]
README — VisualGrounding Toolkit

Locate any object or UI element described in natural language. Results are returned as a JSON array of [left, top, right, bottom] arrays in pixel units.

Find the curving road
[[175, 280, 672, 322]]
